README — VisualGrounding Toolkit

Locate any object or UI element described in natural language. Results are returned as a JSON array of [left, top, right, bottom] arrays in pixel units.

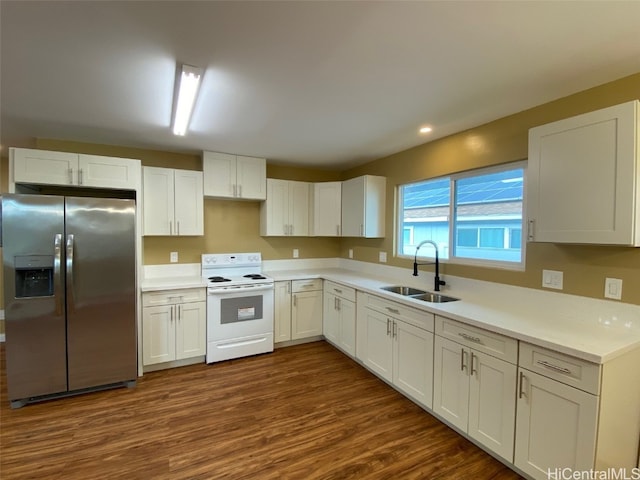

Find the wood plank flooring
[[1, 341, 523, 479]]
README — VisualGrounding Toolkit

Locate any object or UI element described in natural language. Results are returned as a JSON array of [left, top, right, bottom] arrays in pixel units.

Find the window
[[397, 162, 525, 268]]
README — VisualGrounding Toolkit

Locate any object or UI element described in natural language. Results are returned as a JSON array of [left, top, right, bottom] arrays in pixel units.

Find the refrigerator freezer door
[[65, 197, 137, 390], [2, 194, 68, 400]]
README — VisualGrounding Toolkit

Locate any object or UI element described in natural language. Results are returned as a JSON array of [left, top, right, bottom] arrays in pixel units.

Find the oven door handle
[[208, 283, 274, 294]]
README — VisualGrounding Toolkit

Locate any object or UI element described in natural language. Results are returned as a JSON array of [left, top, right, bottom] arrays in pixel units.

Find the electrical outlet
[[170, 251, 178, 263], [379, 251, 387, 263], [604, 277, 622, 300], [542, 269, 563, 290], [293, 248, 299, 259], [348, 249, 353, 259]]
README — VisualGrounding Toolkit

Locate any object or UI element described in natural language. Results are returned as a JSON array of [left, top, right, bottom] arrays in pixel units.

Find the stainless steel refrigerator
[[2, 194, 137, 407]]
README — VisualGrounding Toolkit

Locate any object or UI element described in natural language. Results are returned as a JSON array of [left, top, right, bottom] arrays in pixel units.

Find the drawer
[[364, 293, 434, 332], [292, 278, 323, 293], [519, 342, 601, 395], [435, 316, 518, 364], [143, 288, 206, 307], [324, 281, 356, 302]]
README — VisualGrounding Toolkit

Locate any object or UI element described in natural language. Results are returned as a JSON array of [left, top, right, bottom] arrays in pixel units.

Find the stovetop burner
[[243, 274, 267, 280], [208, 276, 231, 283]]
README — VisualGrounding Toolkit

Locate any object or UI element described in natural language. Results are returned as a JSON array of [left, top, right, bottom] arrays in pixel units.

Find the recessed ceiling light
[[419, 126, 432, 134]]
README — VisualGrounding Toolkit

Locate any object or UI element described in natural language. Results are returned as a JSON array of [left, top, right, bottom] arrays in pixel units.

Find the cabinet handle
[[536, 360, 572, 375], [238, 185, 242, 198], [337, 298, 341, 312], [78, 168, 84, 185], [334, 288, 342, 294], [170, 305, 174, 323], [386, 318, 391, 336], [177, 221, 180, 235], [293, 294, 297, 307], [287, 283, 291, 294], [334, 297, 338, 310], [360, 224, 364, 236], [460, 348, 468, 372], [458, 332, 482, 344], [386, 307, 400, 315], [519, 371, 526, 399], [392, 321, 397, 338], [68, 167, 74, 184], [169, 221, 173, 236], [470, 352, 477, 376], [528, 219, 535, 241]]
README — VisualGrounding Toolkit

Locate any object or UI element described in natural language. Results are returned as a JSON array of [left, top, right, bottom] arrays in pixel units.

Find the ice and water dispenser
[[14, 255, 54, 298]]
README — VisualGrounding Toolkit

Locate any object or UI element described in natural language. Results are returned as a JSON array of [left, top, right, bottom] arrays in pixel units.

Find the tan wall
[[341, 72, 640, 305]]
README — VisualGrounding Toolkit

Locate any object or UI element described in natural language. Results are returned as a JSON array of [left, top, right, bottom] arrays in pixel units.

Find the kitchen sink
[[380, 286, 427, 296], [380, 285, 460, 303], [411, 292, 460, 303]]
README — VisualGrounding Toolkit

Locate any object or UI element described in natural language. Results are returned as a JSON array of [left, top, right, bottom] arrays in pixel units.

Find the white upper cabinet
[[341, 175, 386, 238], [260, 179, 310, 236], [202, 151, 266, 200], [527, 100, 640, 246], [10, 148, 141, 190], [312, 181, 342, 236], [142, 167, 203, 236]]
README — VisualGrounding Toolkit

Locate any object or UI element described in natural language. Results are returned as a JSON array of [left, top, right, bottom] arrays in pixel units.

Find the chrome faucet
[[413, 240, 446, 292]]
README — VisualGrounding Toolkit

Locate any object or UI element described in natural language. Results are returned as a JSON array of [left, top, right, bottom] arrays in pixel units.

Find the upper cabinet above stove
[[527, 100, 640, 246], [202, 151, 266, 201], [142, 167, 203, 236]]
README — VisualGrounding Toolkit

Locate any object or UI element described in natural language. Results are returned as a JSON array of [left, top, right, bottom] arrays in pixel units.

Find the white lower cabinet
[[433, 334, 517, 462], [323, 281, 356, 357], [356, 292, 434, 409], [142, 288, 206, 366], [274, 279, 323, 343], [514, 368, 598, 479]]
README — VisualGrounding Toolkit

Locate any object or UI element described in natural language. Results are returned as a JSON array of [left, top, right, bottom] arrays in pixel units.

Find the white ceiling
[[2, 1, 639, 169]]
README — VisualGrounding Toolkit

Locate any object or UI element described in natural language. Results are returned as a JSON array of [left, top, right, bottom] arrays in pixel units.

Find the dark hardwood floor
[[0, 341, 523, 479]]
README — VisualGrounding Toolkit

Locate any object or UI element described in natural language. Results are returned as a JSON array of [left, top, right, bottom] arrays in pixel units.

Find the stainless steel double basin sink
[[380, 285, 460, 303]]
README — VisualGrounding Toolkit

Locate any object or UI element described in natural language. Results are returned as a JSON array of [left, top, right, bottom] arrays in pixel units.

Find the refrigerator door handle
[[66, 234, 75, 312], [54, 234, 63, 315]]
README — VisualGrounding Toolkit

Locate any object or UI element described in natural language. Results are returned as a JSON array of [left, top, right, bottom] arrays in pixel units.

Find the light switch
[[379, 252, 387, 263], [170, 251, 178, 263], [542, 269, 563, 290], [604, 277, 622, 300], [348, 249, 354, 259], [293, 248, 299, 258]]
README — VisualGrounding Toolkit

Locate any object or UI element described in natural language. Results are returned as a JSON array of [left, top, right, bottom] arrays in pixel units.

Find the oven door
[[207, 284, 274, 342]]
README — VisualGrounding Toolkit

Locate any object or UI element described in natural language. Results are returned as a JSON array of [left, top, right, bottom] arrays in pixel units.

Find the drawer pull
[[386, 307, 400, 315], [458, 332, 482, 344], [519, 371, 526, 399], [386, 318, 391, 336], [536, 360, 572, 375], [333, 288, 343, 294], [470, 352, 477, 376], [301, 283, 316, 288], [460, 348, 468, 372]]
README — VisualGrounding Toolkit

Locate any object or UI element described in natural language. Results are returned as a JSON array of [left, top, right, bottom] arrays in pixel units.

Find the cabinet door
[[143, 305, 176, 365], [322, 292, 340, 344], [514, 369, 598, 480], [261, 179, 289, 236], [78, 154, 141, 190], [175, 301, 206, 360], [528, 100, 639, 245], [174, 170, 204, 236], [341, 176, 365, 237], [337, 298, 356, 357], [433, 335, 469, 431], [143, 167, 174, 236], [393, 320, 434, 409], [12, 148, 78, 186], [360, 308, 393, 382], [468, 350, 517, 462], [313, 181, 342, 236], [274, 281, 292, 343], [236, 155, 266, 200], [291, 290, 323, 339], [203, 151, 236, 198], [289, 181, 310, 236]]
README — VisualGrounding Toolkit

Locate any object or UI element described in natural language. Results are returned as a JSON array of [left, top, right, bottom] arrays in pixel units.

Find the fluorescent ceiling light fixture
[[172, 64, 203, 136], [419, 126, 432, 134]]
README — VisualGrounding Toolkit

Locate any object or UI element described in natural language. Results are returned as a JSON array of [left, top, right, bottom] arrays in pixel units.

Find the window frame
[[396, 160, 527, 271]]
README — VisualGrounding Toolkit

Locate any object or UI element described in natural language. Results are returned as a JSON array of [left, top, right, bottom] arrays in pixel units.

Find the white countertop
[[266, 266, 640, 364], [139, 260, 640, 364]]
